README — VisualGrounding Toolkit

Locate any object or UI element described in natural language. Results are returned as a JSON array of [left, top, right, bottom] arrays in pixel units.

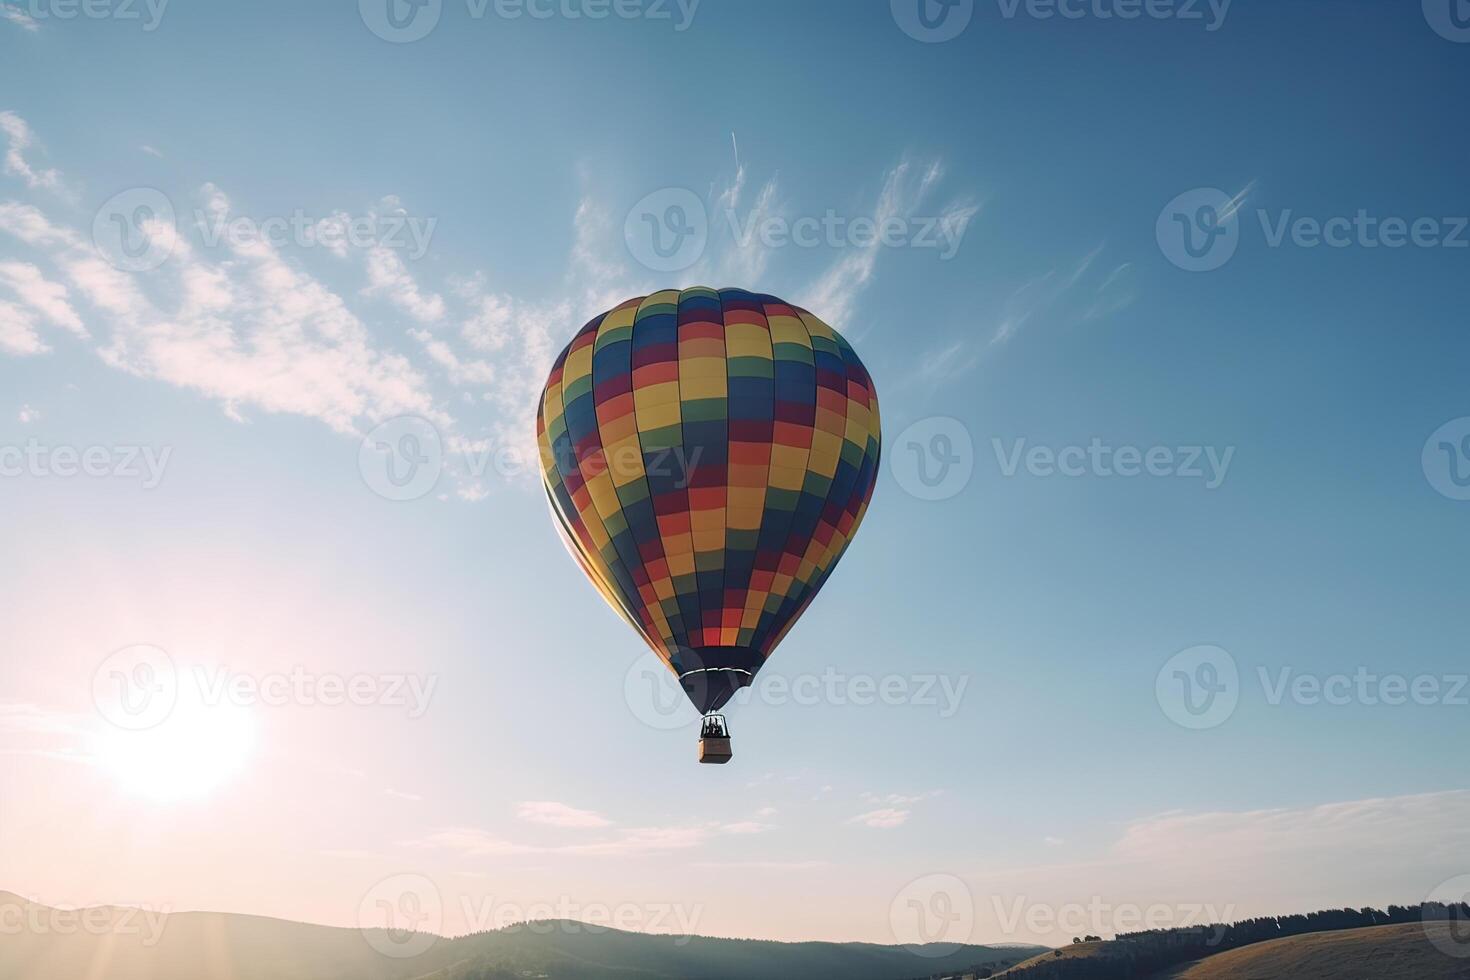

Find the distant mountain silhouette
[[0, 891, 1043, 980]]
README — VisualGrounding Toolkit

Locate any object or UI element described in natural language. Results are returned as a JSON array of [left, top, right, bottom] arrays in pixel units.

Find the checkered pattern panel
[[537, 288, 881, 682]]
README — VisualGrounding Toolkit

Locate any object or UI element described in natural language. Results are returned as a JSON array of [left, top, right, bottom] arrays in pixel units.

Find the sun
[[96, 690, 256, 804]]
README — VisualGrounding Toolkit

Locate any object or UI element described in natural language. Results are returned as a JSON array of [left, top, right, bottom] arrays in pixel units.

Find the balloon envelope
[[536, 288, 881, 713]]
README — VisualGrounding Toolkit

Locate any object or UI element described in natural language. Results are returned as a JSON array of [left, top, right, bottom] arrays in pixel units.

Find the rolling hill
[[0, 891, 1044, 980], [994, 920, 1470, 979], [1154, 922, 1470, 980]]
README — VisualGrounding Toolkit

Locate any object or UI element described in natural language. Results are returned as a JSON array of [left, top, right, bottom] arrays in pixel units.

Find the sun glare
[[96, 693, 256, 804]]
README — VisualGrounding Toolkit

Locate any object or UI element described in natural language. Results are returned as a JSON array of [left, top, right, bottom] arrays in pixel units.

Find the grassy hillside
[[996, 921, 1470, 980], [1153, 922, 1470, 980], [0, 892, 1043, 980], [997, 940, 1140, 977]]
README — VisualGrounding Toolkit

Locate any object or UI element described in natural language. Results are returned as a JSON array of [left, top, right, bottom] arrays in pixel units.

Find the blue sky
[[2, 0, 1469, 952]]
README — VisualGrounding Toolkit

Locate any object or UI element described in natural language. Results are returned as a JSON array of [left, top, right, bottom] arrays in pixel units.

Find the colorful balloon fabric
[[536, 288, 881, 714]]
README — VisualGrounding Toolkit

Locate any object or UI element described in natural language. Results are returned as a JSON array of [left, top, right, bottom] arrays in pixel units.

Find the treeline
[[935, 901, 1470, 980]]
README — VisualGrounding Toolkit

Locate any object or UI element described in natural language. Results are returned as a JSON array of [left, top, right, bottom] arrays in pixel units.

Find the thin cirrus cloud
[[848, 808, 911, 829], [517, 800, 612, 829], [0, 110, 65, 194], [1, 4, 39, 32], [795, 157, 979, 332], [0, 111, 977, 500], [1216, 179, 1256, 225], [847, 790, 942, 828], [900, 235, 1138, 395], [988, 243, 1108, 350], [860, 790, 941, 806]]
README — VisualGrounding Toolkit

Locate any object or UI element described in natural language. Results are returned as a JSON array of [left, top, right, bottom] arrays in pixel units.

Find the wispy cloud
[[796, 157, 977, 330], [363, 244, 445, 323], [0, 299, 46, 354], [0, 118, 970, 506], [409, 327, 495, 387], [0, 260, 86, 336], [912, 338, 982, 388], [902, 240, 1138, 393], [0, 5, 38, 32], [847, 790, 942, 829], [701, 131, 784, 286], [695, 150, 977, 331], [712, 174, 780, 286], [0, 186, 449, 436], [517, 800, 611, 829], [0, 111, 64, 193], [848, 808, 911, 829], [989, 243, 1105, 350], [860, 790, 941, 806], [1083, 261, 1139, 322], [1217, 179, 1256, 224], [439, 191, 648, 494]]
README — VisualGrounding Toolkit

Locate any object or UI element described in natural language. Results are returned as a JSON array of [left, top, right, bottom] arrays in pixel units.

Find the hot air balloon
[[536, 287, 881, 763]]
